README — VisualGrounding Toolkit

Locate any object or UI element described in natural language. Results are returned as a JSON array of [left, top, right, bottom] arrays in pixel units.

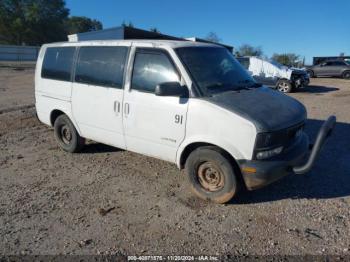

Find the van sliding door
[[71, 45, 129, 149]]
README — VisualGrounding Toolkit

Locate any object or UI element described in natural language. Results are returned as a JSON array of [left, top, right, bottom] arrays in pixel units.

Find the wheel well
[[50, 110, 65, 126], [307, 69, 314, 77], [179, 142, 245, 188], [180, 142, 240, 170], [275, 78, 289, 86]]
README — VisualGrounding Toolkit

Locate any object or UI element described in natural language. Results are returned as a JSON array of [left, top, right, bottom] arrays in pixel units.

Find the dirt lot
[[0, 68, 350, 258]]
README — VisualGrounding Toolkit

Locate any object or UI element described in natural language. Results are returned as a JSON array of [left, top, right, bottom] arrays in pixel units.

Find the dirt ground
[[0, 67, 350, 258]]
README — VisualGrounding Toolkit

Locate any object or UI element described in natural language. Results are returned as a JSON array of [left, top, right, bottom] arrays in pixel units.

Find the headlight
[[256, 146, 284, 160]]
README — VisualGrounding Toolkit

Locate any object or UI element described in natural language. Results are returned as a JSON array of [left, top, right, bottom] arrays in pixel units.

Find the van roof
[[42, 39, 222, 49]]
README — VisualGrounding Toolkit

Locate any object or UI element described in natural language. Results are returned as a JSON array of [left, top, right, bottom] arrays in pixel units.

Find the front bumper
[[239, 116, 336, 190], [294, 75, 310, 88]]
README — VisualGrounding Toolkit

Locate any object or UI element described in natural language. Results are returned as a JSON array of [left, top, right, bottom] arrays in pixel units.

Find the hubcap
[[197, 162, 224, 192], [278, 82, 289, 92], [60, 125, 72, 144]]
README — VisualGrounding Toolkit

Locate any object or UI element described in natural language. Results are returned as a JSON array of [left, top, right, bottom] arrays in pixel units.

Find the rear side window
[[333, 61, 346, 66], [75, 46, 128, 88], [131, 50, 179, 93], [41, 47, 75, 81]]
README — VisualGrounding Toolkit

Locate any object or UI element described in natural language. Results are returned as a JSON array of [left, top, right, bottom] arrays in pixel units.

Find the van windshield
[[176, 47, 259, 96]]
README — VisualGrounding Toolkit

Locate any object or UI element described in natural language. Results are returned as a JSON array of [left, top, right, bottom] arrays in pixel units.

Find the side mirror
[[155, 82, 188, 97]]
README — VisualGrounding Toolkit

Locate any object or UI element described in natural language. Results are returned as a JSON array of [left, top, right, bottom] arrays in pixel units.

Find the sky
[[65, 0, 350, 64]]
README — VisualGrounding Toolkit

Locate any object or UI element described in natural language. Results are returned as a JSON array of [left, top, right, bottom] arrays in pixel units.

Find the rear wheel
[[342, 71, 350, 79], [277, 80, 293, 93], [54, 114, 85, 153], [185, 146, 239, 204]]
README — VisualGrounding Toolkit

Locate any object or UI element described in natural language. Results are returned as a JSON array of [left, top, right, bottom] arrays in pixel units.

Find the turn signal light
[[242, 167, 257, 174]]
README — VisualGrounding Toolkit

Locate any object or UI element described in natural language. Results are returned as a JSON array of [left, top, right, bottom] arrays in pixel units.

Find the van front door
[[123, 48, 188, 162], [72, 46, 129, 148]]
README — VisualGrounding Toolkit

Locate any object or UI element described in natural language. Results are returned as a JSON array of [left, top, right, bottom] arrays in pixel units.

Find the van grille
[[255, 122, 305, 150]]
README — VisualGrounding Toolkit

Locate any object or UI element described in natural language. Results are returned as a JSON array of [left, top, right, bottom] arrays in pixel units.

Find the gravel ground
[[0, 68, 34, 112], [0, 68, 350, 258]]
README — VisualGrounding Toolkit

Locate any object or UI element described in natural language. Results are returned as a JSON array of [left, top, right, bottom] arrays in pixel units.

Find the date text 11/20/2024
[[127, 255, 219, 261]]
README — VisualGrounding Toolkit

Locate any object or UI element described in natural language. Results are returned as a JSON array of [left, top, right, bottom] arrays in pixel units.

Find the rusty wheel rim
[[197, 162, 224, 192], [60, 125, 72, 145]]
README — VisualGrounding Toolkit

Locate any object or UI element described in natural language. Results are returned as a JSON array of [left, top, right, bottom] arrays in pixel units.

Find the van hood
[[205, 86, 306, 132]]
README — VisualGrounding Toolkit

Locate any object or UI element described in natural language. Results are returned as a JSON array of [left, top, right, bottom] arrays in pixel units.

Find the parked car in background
[[313, 56, 350, 66], [237, 56, 309, 93], [306, 60, 350, 79]]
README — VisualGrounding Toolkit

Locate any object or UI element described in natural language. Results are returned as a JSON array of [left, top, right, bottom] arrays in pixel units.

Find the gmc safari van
[[35, 40, 335, 204]]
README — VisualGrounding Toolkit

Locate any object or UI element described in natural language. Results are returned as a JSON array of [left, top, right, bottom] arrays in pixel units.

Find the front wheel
[[276, 80, 293, 93], [54, 114, 85, 153], [185, 146, 239, 204], [342, 71, 350, 79], [307, 70, 315, 78]]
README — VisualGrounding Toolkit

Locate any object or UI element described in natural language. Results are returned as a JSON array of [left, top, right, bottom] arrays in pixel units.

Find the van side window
[[41, 47, 75, 81], [75, 46, 128, 88], [131, 51, 179, 93]]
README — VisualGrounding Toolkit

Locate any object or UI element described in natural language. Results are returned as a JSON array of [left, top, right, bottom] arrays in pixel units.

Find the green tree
[[66, 16, 102, 35], [271, 53, 300, 67], [0, 0, 69, 45], [236, 44, 263, 57], [205, 32, 221, 43]]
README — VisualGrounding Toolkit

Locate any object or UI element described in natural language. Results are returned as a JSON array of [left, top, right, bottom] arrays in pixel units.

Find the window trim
[[73, 45, 130, 89], [130, 47, 182, 94], [41, 46, 76, 82]]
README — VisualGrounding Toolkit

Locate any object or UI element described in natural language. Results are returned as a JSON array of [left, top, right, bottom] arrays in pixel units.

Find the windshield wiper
[[205, 83, 225, 90], [248, 82, 262, 88], [205, 81, 262, 97]]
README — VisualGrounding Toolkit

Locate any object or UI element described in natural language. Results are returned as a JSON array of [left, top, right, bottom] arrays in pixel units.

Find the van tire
[[185, 146, 238, 204], [54, 114, 85, 153], [276, 80, 293, 93]]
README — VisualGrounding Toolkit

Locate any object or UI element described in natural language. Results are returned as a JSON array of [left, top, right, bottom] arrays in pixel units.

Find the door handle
[[124, 103, 130, 115], [114, 101, 121, 114]]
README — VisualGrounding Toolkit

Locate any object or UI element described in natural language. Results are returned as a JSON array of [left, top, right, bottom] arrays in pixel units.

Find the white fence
[[0, 45, 40, 61]]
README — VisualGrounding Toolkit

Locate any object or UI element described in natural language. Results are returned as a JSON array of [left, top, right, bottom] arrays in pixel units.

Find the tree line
[[204, 32, 305, 67], [0, 0, 103, 45], [235, 44, 304, 67], [0, 1, 165, 46], [0, 1, 305, 67]]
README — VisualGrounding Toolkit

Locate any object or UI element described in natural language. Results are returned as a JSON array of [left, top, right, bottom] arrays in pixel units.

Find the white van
[[35, 40, 335, 203]]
